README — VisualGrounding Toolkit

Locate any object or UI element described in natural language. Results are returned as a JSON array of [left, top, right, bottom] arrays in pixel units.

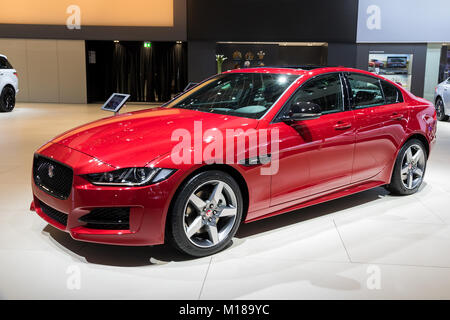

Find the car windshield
[[165, 73, 299, 119]]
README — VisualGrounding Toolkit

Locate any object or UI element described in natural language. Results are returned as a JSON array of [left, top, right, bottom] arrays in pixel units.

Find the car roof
[[225, 66, 377, 77]]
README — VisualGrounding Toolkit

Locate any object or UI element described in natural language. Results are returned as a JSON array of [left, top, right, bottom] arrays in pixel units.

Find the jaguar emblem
[[48, 165, 55, 178]]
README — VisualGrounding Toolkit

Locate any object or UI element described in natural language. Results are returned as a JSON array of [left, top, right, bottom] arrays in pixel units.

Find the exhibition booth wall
[[356, 0, 450, 99], [0, 0, 187, 104], [0, 38, 86, 103], [0, 0, 449, 103], [86, 41, 187, 103], [186, 0, 359, 82]]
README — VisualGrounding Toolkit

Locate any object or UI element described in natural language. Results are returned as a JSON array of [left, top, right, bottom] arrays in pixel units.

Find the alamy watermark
[[366, 265, 381, 290], [66, 5, 81, 30], [66, 265, 81, 290], [170, 121, 280, 175]]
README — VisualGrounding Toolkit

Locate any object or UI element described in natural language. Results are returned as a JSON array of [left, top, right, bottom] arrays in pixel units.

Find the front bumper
[[31, 142, 176, 246]]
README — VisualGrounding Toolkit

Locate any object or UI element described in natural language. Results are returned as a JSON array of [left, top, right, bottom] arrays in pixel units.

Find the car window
[[165, 73, 299, 119], [347, 73, 384, 108], [381, 80, 403, 104], [288, 73, 343, 114], [0, 57, 13, 69]]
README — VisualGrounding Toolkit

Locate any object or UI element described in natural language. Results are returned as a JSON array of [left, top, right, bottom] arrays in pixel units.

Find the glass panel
[[166, 73, 298, 119], [347, 73, 384, 108], [290, 73, 343, 114], [0, 57, 8, 69], [381, 80, 403, 104]]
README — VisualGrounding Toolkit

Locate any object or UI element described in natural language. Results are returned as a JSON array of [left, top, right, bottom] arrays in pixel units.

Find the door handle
[[390, 112, 404, 120], [334, 121, 352, 130]]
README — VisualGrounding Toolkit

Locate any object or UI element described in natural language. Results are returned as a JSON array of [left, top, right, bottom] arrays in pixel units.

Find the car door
[[269, 73, 356, 206], [0, 57, 6, 89], [346, 73, 408, 183], [0, 56, 16, 90], [443, 78, 450, 108]]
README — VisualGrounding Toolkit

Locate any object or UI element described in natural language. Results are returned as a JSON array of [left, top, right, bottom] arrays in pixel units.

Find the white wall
[[0, 38, 87, 103], [357, 0, 450, 43], [423, 44, 442, 102]]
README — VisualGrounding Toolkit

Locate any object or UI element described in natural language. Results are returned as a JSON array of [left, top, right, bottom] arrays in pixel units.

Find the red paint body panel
[[268, 110, 356, 206], [31, 67, 437, 246], [51, 107, 259, 168]]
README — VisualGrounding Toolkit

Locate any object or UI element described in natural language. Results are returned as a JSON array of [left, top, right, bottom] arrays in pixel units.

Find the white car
[[435, 77, 450, 121], [0, 54, 19, 112]]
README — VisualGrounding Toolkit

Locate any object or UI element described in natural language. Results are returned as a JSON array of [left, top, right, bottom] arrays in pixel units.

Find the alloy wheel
[[436, 99, 444, 118], [400, 144, 426, 190], [3, 88, 15, 111], [183, 180, 238, 248]]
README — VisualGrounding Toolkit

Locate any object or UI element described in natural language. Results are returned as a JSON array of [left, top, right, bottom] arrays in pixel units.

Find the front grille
[[79, 207, 130, 230], [33, 155, 73, 200], [39, 200, 68, 226]]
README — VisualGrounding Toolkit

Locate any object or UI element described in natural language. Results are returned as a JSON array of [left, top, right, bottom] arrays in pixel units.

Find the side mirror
[[282, 101, 322, 121]]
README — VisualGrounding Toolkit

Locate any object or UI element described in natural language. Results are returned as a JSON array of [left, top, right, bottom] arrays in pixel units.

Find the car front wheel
[[436, 97, 449, 121], [0, 86, 15, 112], [385, 139, 427, 195], [167, 170, 243, 257]]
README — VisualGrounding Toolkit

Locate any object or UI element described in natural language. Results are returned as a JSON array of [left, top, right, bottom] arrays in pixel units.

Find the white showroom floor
[[1, 103, 450, 299]]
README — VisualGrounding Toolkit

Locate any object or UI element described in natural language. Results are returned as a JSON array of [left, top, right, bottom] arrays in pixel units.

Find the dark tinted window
[[347, 73, 384, 108], [166, 73, 298, 119], [381, 81, 403, 104], [0, 57, 13, 69], [289, 73, 343, 114]]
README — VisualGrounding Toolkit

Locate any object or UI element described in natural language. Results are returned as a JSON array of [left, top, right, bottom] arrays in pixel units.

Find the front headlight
[[82, 167, 176, 186]]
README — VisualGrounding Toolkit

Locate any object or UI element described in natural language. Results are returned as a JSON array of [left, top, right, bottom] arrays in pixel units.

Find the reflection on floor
[[1, 103, 450, 299]]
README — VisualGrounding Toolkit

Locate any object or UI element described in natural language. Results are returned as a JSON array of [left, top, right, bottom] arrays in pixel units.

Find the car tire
[[167, 170, 243, 257], [0, 86, 15, 112], [436, 97, 449, 121], [385, 139, 427, 196]]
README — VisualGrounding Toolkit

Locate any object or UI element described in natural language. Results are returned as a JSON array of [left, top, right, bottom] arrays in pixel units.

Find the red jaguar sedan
[[31, 67, 437, 257]]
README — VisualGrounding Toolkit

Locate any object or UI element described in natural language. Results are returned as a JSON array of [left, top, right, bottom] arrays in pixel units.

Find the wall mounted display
[[217, 44, 278, 71], [232, 50, 242, 60], [216, 43, 327, 72], [357, 0, 450, 43], [244, 51, 255, 61], [368, 53, 413, 90]]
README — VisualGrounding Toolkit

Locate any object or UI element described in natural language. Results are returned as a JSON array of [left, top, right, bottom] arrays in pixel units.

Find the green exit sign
[[144, 42, 151, 48]]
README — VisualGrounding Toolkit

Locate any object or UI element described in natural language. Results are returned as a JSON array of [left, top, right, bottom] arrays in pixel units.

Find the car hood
[[51, 107, 259, 168]]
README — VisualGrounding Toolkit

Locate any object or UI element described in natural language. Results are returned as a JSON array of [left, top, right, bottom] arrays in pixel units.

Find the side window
[[347, 73, 384, 108], [0, 57, 7, 69], [0, 57, 12, 69], [381, 80, 403, 104], [289, 73, 343, 114]]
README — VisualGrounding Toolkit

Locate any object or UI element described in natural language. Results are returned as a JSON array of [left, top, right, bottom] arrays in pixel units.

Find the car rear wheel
[[0, 86, 15, 112], [436, 98, 449, 121], [385, 139, 427, 195], [167, 170, 243, 257]]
